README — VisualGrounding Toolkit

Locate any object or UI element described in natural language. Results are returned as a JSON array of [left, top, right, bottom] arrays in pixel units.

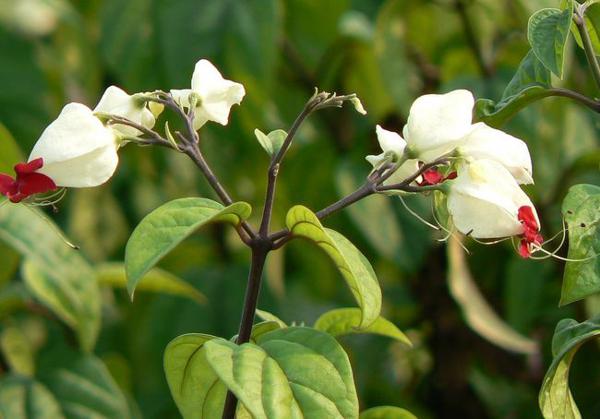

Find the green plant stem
[[575, 6, 600, 91]]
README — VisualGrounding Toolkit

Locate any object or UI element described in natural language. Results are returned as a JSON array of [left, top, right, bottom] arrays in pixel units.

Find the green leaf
[[0, 376, 65, 419], [0, 326, 35, 376], [40, 352, 131, 419], [314, 308, 412, 346], [125, 198, 251, 299], [527, 6, 573, 78], [447, 240, 539, 355], [539, 316, 600, 419], [360, 406, 417, 419], [0, 121, 24, 173], [560, 184, 600, 305], [96, 262, 206, 304], [163, 333, 226, 419], [285, 205, 382, 328], [571, 3, 600, 55], [254, 129, 287, 156], [0, 283, 29, 320], [256, 309, 288, 328], [0, 205, 100, 352], [205, 327, 359, 419], [475, 50, 553, 127]]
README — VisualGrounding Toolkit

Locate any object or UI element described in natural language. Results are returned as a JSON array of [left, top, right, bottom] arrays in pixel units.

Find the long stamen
[[23, 204, 79, 250], [428, 201, 471, 253], [530, 244, 598, 262], [399, 195, 440, 230]]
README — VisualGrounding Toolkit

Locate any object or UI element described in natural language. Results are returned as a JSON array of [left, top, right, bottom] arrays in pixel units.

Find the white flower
[[28, 103, 119, 187], [403, 90, 475, 162], [170, 59, 245, 130], [457, 122, 533, 184], [447, 159, 538, 239], [94, 86, 155, 137], [366, 125, 419, 185]]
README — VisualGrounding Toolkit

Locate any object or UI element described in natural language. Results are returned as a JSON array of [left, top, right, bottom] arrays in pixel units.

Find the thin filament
[[23, 204, 79, 250]]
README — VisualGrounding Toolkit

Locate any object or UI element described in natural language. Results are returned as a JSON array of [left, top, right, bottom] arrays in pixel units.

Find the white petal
[[375, 125, 406, 156], [94, 86, 155, 137], [458, 123, 533, 184], [29, 103, 117, 166], [405, 89, 474, 161], [37, 143, 119, 187], [384, 159, 420, 185], [447, 159, 535, 238], [170, 89, 193, 108]]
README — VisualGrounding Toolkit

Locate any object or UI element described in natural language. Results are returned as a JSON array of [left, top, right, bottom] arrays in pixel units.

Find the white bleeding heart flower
[[403, 89, 475, 162], [171, 59, 245, 130], [447, 159, 542, 247], [94, 86, 156, 137], [457, 122, 533, 184], [366, 125, 419, 185], [28, 103, 119, 188]]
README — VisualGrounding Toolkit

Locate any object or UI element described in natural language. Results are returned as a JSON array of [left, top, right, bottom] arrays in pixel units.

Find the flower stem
[[575, 5, 600, 91]]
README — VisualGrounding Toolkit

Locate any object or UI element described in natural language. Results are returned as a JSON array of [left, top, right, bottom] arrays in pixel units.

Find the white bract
[[457, 122, 533, 184], [447, 159, 538, 239], [94, 86, 155, 137], [29, 103, 119, 187], [171, 59, 245, 130], [366, 125, 419, 185]]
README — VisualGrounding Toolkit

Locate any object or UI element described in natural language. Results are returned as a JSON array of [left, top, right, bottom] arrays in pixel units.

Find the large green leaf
[[96, 262, 206, 304], [539, 316, 600, 419], [447, 240, 538, 355], [39, 352, 131, 419], [360, 406, 417, 419], [285, 205, 382, 328], [314, 308, 412, 346], [560, 184, 600, 305], [527, 6, 573, 78], [205, 327, 359, 419], [163, 333, 226, 419], [0, 376, 65, 419], [125, 198, 251, 298], [475, 50, 552, 127], [0, 205, 100, 352]]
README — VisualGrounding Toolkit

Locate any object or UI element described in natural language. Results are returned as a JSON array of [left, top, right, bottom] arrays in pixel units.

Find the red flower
[[517, 205, 543, 258], [0, 158, 57, 203], [418, 168, 457, 186]]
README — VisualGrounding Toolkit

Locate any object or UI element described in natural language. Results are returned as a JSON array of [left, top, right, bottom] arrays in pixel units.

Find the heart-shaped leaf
[[528, 6, 573, 78]]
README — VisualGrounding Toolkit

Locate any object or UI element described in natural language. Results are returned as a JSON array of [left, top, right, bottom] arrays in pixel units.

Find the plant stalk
[[575, 6, 600, 91]]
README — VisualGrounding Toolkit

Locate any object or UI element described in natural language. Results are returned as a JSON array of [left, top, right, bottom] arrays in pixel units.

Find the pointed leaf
[[539, 316, 600, 419], [560, 184, 600, 305], [96, 262, 206, 304], [314, 308, 411, 346], [125, 198, 251, 298], [254, 129, 287, 156], [286, 205, 382, 328], [0, 376, 65, 419], [360, 406, 417, 419], [527, 6, 573, 78], [0, 205, 100, 352]]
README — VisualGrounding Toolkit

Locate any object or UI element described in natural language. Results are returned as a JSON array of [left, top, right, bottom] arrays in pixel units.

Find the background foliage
[[0, 0, 599, 417]]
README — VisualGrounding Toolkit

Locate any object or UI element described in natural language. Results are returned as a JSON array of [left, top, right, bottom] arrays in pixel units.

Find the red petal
[[445, 171, 457, 180], [14, 158, 44, 176], [517, 206, 538, 230], [0, 173, 16, 196], [518, 239, 531, 258], [419, 168, 445, 186], [18, 172, 57, 197]]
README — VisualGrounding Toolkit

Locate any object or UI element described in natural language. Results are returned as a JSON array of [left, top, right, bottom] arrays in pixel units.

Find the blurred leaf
[[125, 198, 251, 299], [164, 333, 226, 419], [539, 316, 600, 419], [40, 352, 131, 419], [476, 50, 552, 127], [0, 121, 24, 173], [96, 262, 206, 304], [0, 283, 29, 320], [286, 205, 382, 328], [255, 309, 287, 328], [374, 0, 421, 115], [0, 325, 35, 376], [254, 128, 287, 156], [447, 240, 539, 355], [0, 375, 65, 419], [560, 184, 600, 305], [360, 406, 417, 419], [0, 205, 100, 352], [205, 327, 359, 419], [314, 307, 412, 346], [527, 6, 573, 78]]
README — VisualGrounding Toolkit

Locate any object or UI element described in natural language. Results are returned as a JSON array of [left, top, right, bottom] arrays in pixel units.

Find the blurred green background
[[1, 0, 600, 418]]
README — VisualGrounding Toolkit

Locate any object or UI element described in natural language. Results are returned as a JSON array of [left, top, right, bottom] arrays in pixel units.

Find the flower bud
[[94, 86, 156, 137]]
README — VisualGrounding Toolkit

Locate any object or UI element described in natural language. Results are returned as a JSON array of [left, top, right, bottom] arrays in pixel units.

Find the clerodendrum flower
[[447, 159, 543, 257], [94, 86, 156, 137], [171, 59, 246, 130], [0, 103, 119, 203], [366, 125, 419, 185]]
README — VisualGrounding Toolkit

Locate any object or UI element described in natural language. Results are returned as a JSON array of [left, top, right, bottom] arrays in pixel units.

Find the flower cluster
[[0, 59, 244, 203], [367, 90, 542, 258]]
